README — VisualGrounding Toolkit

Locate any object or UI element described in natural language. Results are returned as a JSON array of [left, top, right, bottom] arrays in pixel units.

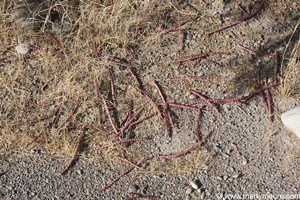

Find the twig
[[178, 13, 182, 51], [237, 43, 259, 54], [264, 78, 272, 122], [113, 108, 143, 139], [160, 132, 211, 159], [59, 131, 83, 176], [206, 0, 266, 35], [94, 79, 102, 124], [26, 110, 61, 147], [96, 157, 145, 193], [25, 45, 64, 58], [94, 43, 116, 104], [48, 32, 65, 56], [118, 156, 144, 170], [196, 107, 201, 142], [130, 112, 157, 126], [257, 74, 269, 116], [123, 48, 137, 60], [189, 91, 219, 113], [57, 99, 82, 130], [0, 24, 14, 32], [242, 82, 280, 102], [274, 51, 278, 83], [169, 75, 220, 81], [16, 102, 63, 127], [235, 3, 259, 22], [101, 95, 118, 135], [138, 88, 163, 118], [67, 126, 92, 130], [89, 138, 147, 152]]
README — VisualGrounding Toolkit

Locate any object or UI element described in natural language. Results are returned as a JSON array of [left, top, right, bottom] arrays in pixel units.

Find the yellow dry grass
[[0, 0, 299, 178]]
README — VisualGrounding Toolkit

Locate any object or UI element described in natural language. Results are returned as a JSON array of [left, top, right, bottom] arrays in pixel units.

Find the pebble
[[76, 170, 82, 175], [242, 158, 248, 165], [128, 184, 138, 193], [223, 175, 228, 181], [15, 43, 30, 54], [189, 94, 197, 100], [142, 176, 148, 181], [190, 180, 200, 189], [185, 188, 192, 194]]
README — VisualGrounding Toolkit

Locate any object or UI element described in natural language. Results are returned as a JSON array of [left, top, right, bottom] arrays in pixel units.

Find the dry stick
[[138, 88, 163, 118], [257, 74, 269, 115], [113, 108, 144, 139], [235, 3, 259, 22], [25, 45, 64, 58], [206, 0, 266, 35], [123, 48, 137, 60], [160, 132, 211, 159], [126, 102, 133, 147], [173, 52, 230, 63], [264, 78, 272, 122], [178, 13, 182, 51], [153, 81, 173, 134], [57, 99, 82, 130], [169, 75, 220, 81], [274, 51, 278, 83], [126, 196, 160, 200], [48, 32, 66, 56], [16, 102, 63, 127], [188, 96, 245, 105], [196, 107, 202, 142], [67, 126, 92, 129], [38, 14, 62, 32], [94, 43, 116, 104], [104, 111, 156, 136], [96, 157, 145, 193], [0, 23, 14, 32], [162, 20, 190, 35], [237, 43, 259, 54], [243, 82, 280, 102], [130, 112, 157, 126], [118, 156, 144, 171], [89, 138, 147, 152], [94, 79, 102, 124], [189, 90, 219, 113], [101, 95, 118, 135], [59, 132, 83, 176], [26, 110, 61, 147]]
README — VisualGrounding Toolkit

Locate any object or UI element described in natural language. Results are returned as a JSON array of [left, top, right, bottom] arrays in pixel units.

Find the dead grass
[[278, 19, 300, 99], [0, 0, 299, 181]]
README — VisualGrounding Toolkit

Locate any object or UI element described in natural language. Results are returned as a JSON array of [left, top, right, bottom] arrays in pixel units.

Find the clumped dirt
[[1, 0, 300, 199]]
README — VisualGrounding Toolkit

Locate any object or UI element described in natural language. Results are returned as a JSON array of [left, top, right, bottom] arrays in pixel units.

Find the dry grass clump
[[279, 19, 300, 99], [0, 0, 213, 176], [1, 0, 298, 182]]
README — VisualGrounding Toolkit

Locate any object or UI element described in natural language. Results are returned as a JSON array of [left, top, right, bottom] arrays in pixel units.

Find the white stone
[[190, 180, 199, 189], [15, 43, 29, 54], [281, 107, 300, 139]]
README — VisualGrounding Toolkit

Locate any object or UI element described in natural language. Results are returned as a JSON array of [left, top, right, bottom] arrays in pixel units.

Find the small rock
[[185, 188, 192, 194], [142, 176, 148, 181], [232, 174, 239, 178], [15, 43, 30, 54], [190, 180, 200, 189], [223, 175, 228, 181], [76, 170, 82, 175], [189, 94, 197, 100], [128, 185, 138, 193], [198, 72, 204, 76], [242, 158, 248, 165]]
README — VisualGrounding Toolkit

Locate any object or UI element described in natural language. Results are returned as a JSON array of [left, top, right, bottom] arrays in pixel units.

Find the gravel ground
[[1, 96, 300, 200], [1, 0, 300, 200]]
